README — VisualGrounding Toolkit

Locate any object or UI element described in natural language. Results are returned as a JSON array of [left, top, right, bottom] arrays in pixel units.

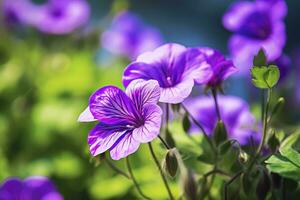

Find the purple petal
[[89, 86, 138, 125], [159, 77, 195, 104], [0, 178, 23, 199], [101, 11, 163, 60], [109, 133, 140, 160], [184, 48, 213, 84], [88, 123, 127, 156], [136, 43, 186, 63], [229, 21, 285, 74], [23, 176, 63, 200], [222, 1, 255, 32], [132, 104, 162, 143], [184, 95, 261, 145], [125, 79, 160, 111], [78, 106, 97, 122]]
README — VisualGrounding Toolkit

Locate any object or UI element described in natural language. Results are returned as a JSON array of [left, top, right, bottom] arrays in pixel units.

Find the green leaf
[[251, 65, 280, 89], [280, 132, 300, 150], [213, 120, 227, 146], [266, 150, 300, 181], [253, 49, 267, 67]]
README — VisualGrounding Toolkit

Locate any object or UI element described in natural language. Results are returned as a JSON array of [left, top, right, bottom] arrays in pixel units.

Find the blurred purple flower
[[78, 80, 162, 160], [2, 0, 90, 34], [2, 0, 35, 26], [223, 0, 287, 74], [0, 176, 63, 200], [32, 0, 90, 34], [188, 47, 237, 87], [101, 11, 163, 60], [183, 95, 260, 145], [123, 43, 213, 104]]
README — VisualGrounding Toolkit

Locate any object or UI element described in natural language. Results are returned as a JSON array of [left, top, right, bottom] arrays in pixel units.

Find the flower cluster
[[77, 43, 261, 160], [2, 0, 90, 34], [223, 0, 287, 73], [0, 176, 63, 200]]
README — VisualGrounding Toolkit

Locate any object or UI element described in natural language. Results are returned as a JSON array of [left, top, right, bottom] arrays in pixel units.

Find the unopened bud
[[163, 148, 178, 177], [238, 150, 249, 164], [182, 170, 198, 200]]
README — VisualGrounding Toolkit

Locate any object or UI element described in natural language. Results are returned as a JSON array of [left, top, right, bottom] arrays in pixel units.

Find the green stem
[[126, 157, 152, 200], [211, 88, 221, 121], [148, 142, 175, 200], [181, 104, 216, 153], [224, 171, 243, 200], [257, 88, 272, 155], [158, 135, 171, 150], [248, 89, 272, 171], [106, 159, 130, 179]]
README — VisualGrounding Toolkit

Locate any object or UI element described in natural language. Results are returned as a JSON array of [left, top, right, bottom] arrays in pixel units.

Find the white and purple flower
[[223, 0, 287, 74], [78, 80, 162, 160], [101, 11, 163, 60], [0, 176, 63, 200], [183, 95, 261, 145], [123, 43, 213, 104]]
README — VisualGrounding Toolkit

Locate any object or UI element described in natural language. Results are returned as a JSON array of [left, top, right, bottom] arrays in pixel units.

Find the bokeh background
[[0, 0, 299, 199]]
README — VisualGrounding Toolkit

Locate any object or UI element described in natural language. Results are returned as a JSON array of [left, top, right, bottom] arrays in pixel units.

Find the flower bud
[[163, 148, 178, 177], [238, 150, 248, 164], [213, 120, 227, 146], [182, 170, 198, 200], [182, 113, 191, 133]]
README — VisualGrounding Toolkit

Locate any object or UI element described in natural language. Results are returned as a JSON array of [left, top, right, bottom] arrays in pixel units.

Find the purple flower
[[101, 11, 163, 60], [32, 0, 90, 34], [123, 43, 213, 104], [2, 0, 36, 26], [0, 176, 63, 200], [223, 0, 287, 74], [2, 0, 90, 34], [78, 80, 162, 160], [183, 95, 260, 145], [188, 47, 237, 87]]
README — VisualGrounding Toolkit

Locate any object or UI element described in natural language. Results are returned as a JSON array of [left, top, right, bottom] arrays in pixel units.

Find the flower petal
[[132, 104, 162, 143], [110, 133, 140, 160], [88, 123, 127, 156], [126, 79, 160, 111], [0, 178, 23, 199], [23, 176, 63, 200], [89, 86, 138, 125], [123, 43, 187, 88], [78, 106, 97, 122], [160, 77, 195, 104], [222, 1, 255, 32]]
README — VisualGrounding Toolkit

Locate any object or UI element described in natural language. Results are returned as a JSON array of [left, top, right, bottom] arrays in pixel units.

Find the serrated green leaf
[[266, 65, 280, 87], [251, 65, 280, 89]]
